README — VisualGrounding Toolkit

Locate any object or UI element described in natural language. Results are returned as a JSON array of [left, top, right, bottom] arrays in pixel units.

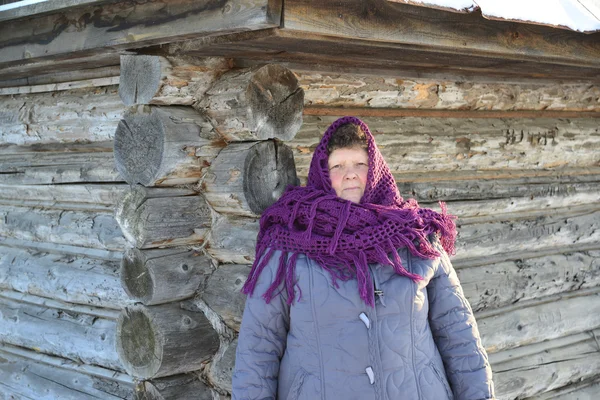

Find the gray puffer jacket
[[232, 239, 494, 400]]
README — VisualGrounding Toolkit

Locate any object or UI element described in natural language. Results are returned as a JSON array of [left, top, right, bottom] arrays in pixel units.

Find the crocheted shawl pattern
[[242, 116, 457, 307]]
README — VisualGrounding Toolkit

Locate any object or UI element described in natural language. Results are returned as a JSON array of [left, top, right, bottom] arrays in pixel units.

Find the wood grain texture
[[0, 290, 123, 370], [0, 85, 125, 145], [121, 248, 213, 305], [0, 205, 126, 251], [115, 186, 211, 249], [114, 105, 223, 186], [207, 338, 237, 394], [0, 245, 132, 310], [0, 343, 135, 400], [0, 0, 282, 74], [135, 374, 213, 400], [116, 303, 220, 379], [0, 65, 120, 89], [206, 215, 259, 264], [202, 140, 298, 216]]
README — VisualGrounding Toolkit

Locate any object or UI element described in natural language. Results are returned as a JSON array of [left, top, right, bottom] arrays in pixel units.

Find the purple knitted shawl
[[242, 116, 457, 307]]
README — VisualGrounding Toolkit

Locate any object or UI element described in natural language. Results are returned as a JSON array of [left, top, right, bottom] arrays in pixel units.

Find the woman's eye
[[330, 165, 341, 170]]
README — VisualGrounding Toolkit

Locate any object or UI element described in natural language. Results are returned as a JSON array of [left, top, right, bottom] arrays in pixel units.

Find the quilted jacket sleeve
[[427, 241, 495, 400], [232, 251, 290, 400]]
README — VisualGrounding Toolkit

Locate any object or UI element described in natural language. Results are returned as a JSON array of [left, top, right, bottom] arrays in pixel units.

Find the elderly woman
[[232, 116, 494, 400]]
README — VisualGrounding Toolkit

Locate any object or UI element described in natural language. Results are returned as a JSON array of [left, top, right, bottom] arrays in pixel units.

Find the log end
[[247, 64, 304, 141], [116, 306, 161, 379], [121, 248, 153, 304], [245, 140, 298, 214], [119, 55, 164, 106]]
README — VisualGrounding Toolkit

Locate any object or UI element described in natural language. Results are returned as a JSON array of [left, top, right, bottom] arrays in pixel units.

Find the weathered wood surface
[[0, 85, 125, 145], [531, 379, 600, 400], [0, 0, 282, 74], [203, 140, 298, 216], [206, 215, 259, 264], [114, 105, 223, 186], [207, 338, 237, 394], [201, 264, 250, 332], [458, 249, 600, 312], [121, 248, 213, 305], [116, 303, 220, 379], [477, 288, 600, 353], [0, 141, 121, 184], [119, 55, 230, 106], [491, 329, 600, 399], [455, 204, 600, 260], [0, 183, 128, 211], [196, 64, 304, 141], [0, 76, 120, 96], [115, 186, 211, 249], [0, 245, 131, 310], [289, 115, 600, 178], [0, 290, 122, 370], [297, 72, 600, 112], [0, 343, 135, 400], [1, 237, 123, 262], [283, 1, 600, 76], [135, 374, 213, 400], [0, 65, 120, 89], [397, 168, 600, 204], [0, 205, 126, 251]]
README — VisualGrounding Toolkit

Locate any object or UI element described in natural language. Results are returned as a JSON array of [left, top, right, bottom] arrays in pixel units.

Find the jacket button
[[365, 367, 375, 384], [359, 312, 370, 329]]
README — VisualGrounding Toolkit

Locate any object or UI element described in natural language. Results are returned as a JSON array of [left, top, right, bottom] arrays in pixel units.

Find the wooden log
[[114, 105, 223, 186], [203, 140, 298, 216], [296, 72, 600, 112], [116, 303, 220, 379], [0, 205, 127, 251], [207, 338, 238, 394], [0, 76, 120, 96], [1, 237, 123, 262], [289, 115, 600, 179], [201, 265, 250, 332], [0, 290, 123, 370], [0, 244, 132, 310], [115, 186, 212, 249], [135, 374, 213, 400], [0, 85, 125, 145], [119, 55, 230, 106], [458, 249, 600, 312], [491, 329, 600, 399], [0, 65, 120, 89], [455, 204, 600, 261], [531, 378, 600, 400], [477, 287, 600, 354], [196, 64, 304, 141], [206, 215, 259, 264], [121, 248, 213, 305], [0, 343, 135, 400], [0, 183, 128, 211]]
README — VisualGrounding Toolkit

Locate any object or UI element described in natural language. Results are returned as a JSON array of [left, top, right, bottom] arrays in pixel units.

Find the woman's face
[[328, 146, 369, 203]]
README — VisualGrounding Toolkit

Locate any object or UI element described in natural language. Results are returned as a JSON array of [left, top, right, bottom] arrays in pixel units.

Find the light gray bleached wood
[[135, 375, 213, 400], [492, 329, 600, 399], [119, 55, 230, 106], [116, 303, 220, 379], [458, 249, 600, 312], [530, 378, 600, 400], [0, 142, 121, 184], [0, 65, 120, 88], [477, 287, 600, 354], [0, 85, 125, 145], [0, 343, 135, 400], [197, 64, 304, 141], [296, 72, 600, 111], [121, 248, 213, 305], [0, 237, 122, 261], [0, 183, 128, 210], [0, 76, 120, 96], [114, 105, 222, 186], [454, 204, 600, 261], [203, 140, 298, 216], [0, 205, 126, 251], [0, 245, 132, 310], [201, 265, 250, 332], [289, 116, 600, 178], [397, 168, 600, 203], [0, 290, 122, 370], [115, 186, 211, 249], [206, 215, 259, 264], [207, 338, 237, 394]]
